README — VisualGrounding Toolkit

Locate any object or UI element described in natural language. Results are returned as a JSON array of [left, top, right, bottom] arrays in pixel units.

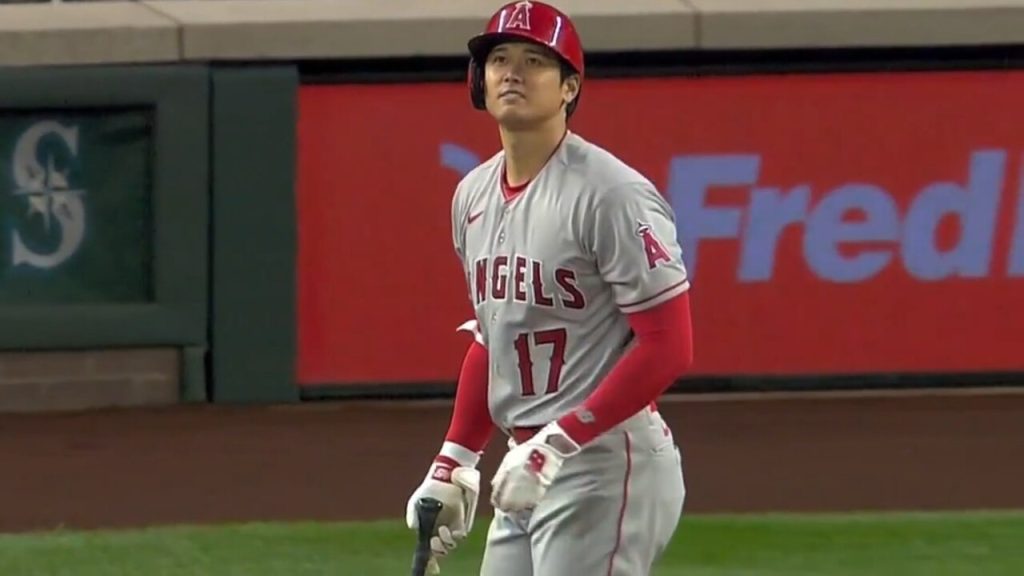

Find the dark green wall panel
[[210, 66, 299, 403]]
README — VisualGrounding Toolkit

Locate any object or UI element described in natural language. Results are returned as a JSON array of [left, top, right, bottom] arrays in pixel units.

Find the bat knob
[[416, 496, 444, 532]]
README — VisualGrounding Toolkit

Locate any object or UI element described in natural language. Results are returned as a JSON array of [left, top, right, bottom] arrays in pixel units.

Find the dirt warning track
[[1, 389, 1022, 533]]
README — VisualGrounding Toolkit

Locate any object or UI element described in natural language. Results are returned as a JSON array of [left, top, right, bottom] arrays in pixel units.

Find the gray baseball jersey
[[451, 131, 690, 431]]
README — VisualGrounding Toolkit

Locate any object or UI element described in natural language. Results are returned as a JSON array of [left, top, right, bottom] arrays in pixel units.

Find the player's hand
[[406, 455, 481, 574], [490, 421, 581, 513]]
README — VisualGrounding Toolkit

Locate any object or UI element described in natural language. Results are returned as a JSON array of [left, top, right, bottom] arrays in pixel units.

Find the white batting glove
[[405, 442, 482, 574], [490, 422, 581, 513]]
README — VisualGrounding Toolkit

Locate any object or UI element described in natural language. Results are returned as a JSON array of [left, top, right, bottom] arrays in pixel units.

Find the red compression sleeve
[[556, 292, 694, 446], [443, 340, 494, 455]]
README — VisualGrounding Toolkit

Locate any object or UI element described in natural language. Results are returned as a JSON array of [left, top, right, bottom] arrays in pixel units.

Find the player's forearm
[[557, 292, 694, 446], [441, 340, 494, 464]]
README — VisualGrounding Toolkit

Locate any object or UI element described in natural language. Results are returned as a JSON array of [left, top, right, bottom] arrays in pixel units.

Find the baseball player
[[405, 2, 693, 574]]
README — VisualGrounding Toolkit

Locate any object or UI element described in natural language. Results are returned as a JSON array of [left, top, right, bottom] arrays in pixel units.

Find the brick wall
[[0, 348, 180, 413]]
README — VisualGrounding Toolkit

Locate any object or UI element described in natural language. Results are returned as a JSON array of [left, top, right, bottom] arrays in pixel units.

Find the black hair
[[559, 61, 577, 81]]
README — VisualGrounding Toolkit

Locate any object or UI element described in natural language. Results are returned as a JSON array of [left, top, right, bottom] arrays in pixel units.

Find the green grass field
[[1, 511, 1022, 575]]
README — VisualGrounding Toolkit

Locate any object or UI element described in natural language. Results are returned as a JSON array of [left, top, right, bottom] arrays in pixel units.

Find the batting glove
[[405, 442, 482, 574], [490, 421, 581, 513]]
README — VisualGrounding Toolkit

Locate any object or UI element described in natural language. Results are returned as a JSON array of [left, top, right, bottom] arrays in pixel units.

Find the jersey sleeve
[[451, 183, 488, 348], [451, 184, 467, 267], [451, 184, 475, 305], [587, 181, 690, 314]]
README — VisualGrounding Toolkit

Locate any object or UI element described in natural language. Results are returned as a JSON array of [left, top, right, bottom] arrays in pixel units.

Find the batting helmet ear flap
[[469, 59, 487, 110]]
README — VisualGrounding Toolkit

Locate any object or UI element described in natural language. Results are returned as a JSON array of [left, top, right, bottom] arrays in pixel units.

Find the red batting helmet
[[467, 1, 585, 117]]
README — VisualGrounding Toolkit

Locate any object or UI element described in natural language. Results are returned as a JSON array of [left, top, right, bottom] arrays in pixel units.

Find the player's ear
[[561, 74, 580, 107]]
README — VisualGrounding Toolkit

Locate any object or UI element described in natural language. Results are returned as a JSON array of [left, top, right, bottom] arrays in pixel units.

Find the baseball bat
[[411, 497, 444, 576]]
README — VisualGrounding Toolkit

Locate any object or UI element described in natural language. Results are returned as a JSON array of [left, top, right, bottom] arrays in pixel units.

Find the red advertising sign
[[296, 70, 1024, 387]]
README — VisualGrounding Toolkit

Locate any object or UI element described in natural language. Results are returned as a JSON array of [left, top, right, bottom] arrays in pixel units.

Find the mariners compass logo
[[8, 120, 87, 270]]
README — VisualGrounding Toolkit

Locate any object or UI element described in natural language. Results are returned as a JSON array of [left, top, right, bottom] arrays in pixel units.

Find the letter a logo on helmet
[[504, 1, 533, 31]]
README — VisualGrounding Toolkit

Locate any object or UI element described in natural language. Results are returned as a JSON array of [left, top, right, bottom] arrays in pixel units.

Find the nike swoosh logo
[[467, 210, 484, 225]]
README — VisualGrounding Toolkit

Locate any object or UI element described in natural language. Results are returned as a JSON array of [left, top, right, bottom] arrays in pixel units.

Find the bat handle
[[411, 497, 444, 576]]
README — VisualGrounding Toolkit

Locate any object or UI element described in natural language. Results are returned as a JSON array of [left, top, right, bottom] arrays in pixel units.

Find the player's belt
[[507, 426, 542, 445], [505, 402, 662, 445]]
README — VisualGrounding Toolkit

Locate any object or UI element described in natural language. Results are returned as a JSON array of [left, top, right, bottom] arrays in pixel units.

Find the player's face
[[483, 42, 579, 129]]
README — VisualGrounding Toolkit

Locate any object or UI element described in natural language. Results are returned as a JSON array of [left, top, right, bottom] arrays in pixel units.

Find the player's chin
[[491, 107, 542, 129]]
